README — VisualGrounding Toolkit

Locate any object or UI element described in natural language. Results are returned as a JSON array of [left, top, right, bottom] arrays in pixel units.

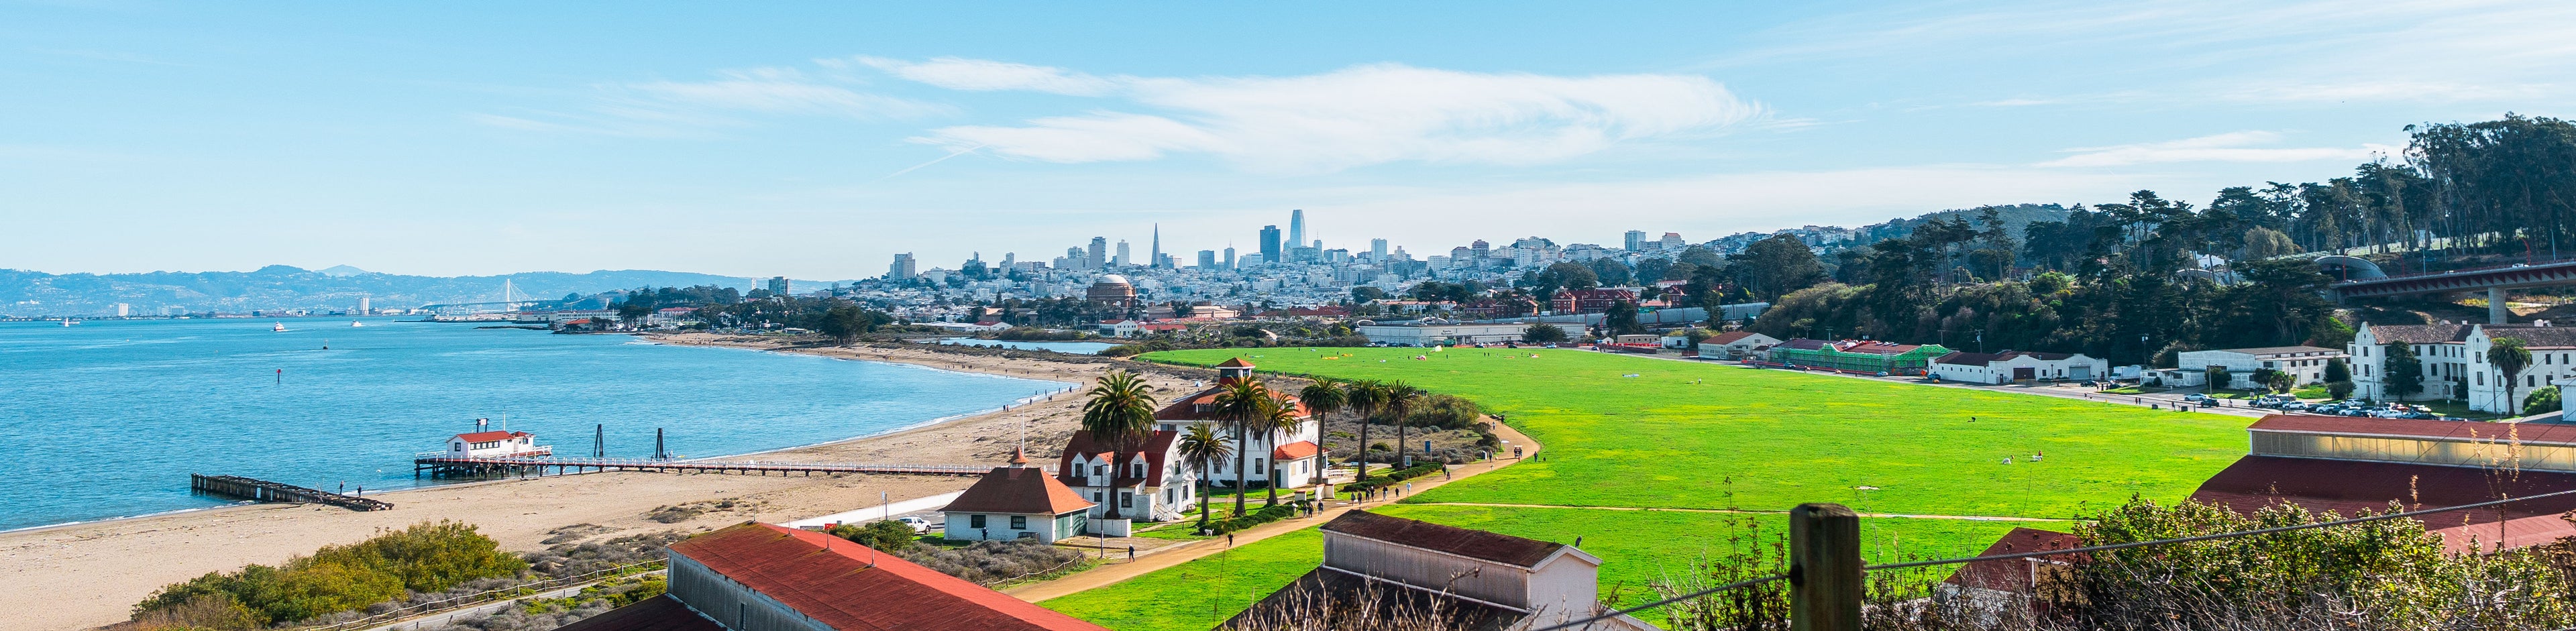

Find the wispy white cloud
[[474, 66, 947, 135], [2039, 131, 2392, 168], [882, 60, 1759, 173], [844, 56, 1116, 96]]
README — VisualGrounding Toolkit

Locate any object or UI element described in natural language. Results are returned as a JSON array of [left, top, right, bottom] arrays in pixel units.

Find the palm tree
[[1080, 371, 1159, 452], [1342, 380, 1386, 480], [1175, 425, 1230, 531], [1211, 379, 1271, 517], [1297, 378, 1345, 479], [2490, 337, 2533, 415], [1253, 392, 1304, 506], [1383, 382, 1425, 467]]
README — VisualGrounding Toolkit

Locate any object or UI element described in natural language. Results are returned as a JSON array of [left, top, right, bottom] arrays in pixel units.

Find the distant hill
[[0, 266, 824, 317]]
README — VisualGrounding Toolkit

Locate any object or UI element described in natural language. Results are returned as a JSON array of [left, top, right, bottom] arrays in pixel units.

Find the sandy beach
[[1, 333, 1201, 631]]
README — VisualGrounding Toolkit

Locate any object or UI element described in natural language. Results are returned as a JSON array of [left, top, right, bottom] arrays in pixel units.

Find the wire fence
[[300, 560, 665, 631], [1529, 486, 2576, 631]]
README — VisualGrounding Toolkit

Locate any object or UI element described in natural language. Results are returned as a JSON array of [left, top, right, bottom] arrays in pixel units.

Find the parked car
[[2078, 380, 2100, 387], [896, 516, 932, 533], [2183, 393, 2211, 402], [2281, 402, 2312, 411]]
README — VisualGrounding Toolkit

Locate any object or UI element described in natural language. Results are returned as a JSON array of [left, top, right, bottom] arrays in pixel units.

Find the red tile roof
[[1057, 429, 1179, 488], [2248, 414, 2576, 447], [1703, 331, 1760, 345], [943, 466, 1093, 515], [666, 523, 1109, 631], [1322, 510, 1564, 568], [1271, 440, 1322, 461], [453, 431, 530, 443], [1214, 357, 1256, 368]]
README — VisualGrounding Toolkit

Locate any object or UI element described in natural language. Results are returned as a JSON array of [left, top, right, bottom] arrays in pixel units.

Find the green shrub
[[828, 520, 921, 552], [2528, 386, 2563, 415], [132, 520, 525, 626], [2327, 380, 2355, 400]]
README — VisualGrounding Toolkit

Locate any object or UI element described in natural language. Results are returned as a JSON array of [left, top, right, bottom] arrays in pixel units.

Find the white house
[[940, 454, 1093, 543], [445, 429, 549, 458], [1091, 319, 1142, 337], [1229, 510, 1660, 631], [1354, 319, 1531, 347], [1931, 351, 2109, 384], [2464, 322, 2576, 414], [1151, 358, 1330, 489], [1056, 429, 1200, 523], [2347, 322, 2477, 402], [1695, 331, 1781, 360], [2175, 346, 2349, 390]]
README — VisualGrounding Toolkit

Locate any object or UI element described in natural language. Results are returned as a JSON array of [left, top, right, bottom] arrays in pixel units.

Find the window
[[1120, 492, 1132, 508], [1092, 492, 1102, 502], [1093, 465, 1104, 477], [1010, 515, 1028, 529], [2531, 375, 2539, 387], [970, 514, 987, 528]]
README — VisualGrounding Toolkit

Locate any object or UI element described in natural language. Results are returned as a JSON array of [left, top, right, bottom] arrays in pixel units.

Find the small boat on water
[[350, 321, 365, 327], [60, 319, 76, 327], [272, 322, 288, 333]]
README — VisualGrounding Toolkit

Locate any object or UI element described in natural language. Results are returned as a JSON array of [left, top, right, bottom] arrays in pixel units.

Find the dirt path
[[1006, 418, 1542, 602]]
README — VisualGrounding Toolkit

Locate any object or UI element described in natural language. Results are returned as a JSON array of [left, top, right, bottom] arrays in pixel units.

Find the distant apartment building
[[1660, 232, 1684, 251], [888, 253, 917, 280], [1197, 249, 1217, 268], [765, 276, 788, 296], [1369, 238, 1388, 258], [1625, 229, 1648, 251], [1259, 225, 1283, 264], [1087, 237, 1108, 269]]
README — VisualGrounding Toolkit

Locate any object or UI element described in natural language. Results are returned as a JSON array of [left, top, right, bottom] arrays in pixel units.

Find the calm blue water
[[0, 319, 1070, 531], [934, 337, 1118, 355]]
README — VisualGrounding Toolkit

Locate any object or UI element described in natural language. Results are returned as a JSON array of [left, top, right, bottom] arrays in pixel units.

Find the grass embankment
[[1043, 348, 2247, 630]]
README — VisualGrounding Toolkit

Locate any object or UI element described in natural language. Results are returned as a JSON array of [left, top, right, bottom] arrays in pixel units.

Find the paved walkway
[[358, 570, 666, 631], [1004, 419, 1542, 602], [1402, 502, 2064, 522]]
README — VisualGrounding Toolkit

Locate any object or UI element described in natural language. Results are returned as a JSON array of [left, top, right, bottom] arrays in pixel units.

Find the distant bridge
[[2325, 255, 2576, 323]]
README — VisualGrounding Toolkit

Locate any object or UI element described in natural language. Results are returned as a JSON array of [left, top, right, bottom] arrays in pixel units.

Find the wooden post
[[1790, 502, 1861, 631]]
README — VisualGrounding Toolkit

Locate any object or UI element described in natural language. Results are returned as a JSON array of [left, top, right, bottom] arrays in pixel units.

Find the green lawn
[[1040, 505, 2061, 628], [1145, 348, 2251, 520]]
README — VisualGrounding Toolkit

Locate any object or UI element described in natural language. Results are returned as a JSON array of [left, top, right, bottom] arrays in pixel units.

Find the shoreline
[[3, 333, 1198, 631]]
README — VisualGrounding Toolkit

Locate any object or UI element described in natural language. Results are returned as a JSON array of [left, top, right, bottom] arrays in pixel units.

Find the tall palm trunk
[[1232, 430, 1250, 517], [1397, 418, 1409, 468], [1356, 418, 1371, 481]]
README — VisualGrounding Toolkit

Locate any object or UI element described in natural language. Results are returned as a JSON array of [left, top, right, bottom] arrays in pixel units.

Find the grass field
[[1042, 505, 2060, 630], [1041, 347, 2251, 630], [1144, 347, 2252, 520]]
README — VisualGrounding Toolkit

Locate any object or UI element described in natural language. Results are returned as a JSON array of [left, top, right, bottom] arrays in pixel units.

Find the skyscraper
[[1370, 238, 1389, 257], [1115, 240, 1131, 267], [1150, 224, 1163, 269], [1470, 239, 1491, 261], [1287, 209, 1306, 250], [767, 276, 790, 295], [1259, 225, 1282, 264], [1197, 249, 1217, 268], [1625, 230, 1648, 251], [1224, 246, 1236, 269], [888, 253, 916, 279], [1087, 237, 1108, 269]]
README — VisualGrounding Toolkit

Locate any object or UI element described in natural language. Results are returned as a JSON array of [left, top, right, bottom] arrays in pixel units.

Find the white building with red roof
[[1058, 428, 1201, 522], [1148, 357, 1328, 490], [1694, 331, 1780, 359], [443, 426, 548, 458], [940, 453, 1095, 543]]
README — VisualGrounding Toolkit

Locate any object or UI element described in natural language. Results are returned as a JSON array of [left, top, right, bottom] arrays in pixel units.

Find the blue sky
[[5, 1, 2570, 278]]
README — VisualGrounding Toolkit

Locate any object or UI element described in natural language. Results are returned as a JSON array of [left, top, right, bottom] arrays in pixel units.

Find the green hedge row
[[1205, 502, 1301, 534], [1340, 461, 1446, 496]]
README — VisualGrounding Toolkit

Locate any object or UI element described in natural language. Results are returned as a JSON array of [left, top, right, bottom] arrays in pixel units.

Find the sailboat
[[60, 319, 75, 327], [272, 322, 288, 333], [350, 321, 365, 328]]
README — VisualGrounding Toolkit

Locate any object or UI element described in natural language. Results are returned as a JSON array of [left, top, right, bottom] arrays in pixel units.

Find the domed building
[[1085, 274, 1136, 311]]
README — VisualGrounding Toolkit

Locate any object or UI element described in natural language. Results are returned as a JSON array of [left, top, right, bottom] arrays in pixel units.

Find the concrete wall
[[2253, 431, 2576, 473], [1322, 530, 1532, 609]]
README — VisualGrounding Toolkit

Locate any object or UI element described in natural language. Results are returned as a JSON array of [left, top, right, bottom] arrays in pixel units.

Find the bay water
[[0, 318, 1069, 532]]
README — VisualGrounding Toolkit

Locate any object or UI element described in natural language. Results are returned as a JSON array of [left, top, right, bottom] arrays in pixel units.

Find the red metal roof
[[666, 523, 1109, 631], [1322, 510, 1564, 568], [453, 431, 529, 443], [1939, 527, 2082, 594], [2248, 414, 2576, 447], [942, 466, 1093, 515], [1271, 440, 1322, 461], [1703, 331, 1760, 345], [550, 594, 722, 631], [2191, 455, 2576, 551]]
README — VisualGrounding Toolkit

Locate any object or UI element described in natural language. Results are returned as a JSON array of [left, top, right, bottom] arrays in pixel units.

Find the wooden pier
[[191, 474, 394, 511], [412, 456, 1030, 479]]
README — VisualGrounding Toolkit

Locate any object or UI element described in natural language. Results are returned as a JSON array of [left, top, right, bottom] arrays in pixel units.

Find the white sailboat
[[350, 321, 365, 327], [60, 319, 75, 327], [272, 322, 288, 333]]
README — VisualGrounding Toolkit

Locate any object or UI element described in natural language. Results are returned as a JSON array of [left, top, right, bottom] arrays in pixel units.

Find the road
[[357, 570, 665, 631]]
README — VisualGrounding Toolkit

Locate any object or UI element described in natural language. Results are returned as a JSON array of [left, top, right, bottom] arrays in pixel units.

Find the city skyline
[[9, 1, 2574, 278]]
